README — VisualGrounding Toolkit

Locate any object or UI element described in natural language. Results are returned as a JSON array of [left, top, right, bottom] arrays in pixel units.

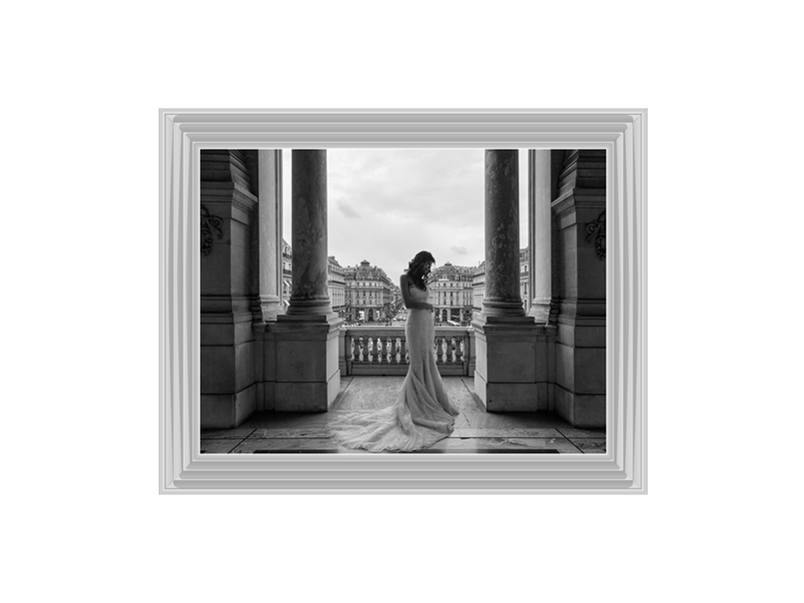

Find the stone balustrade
[[342, 326, 474, 376]]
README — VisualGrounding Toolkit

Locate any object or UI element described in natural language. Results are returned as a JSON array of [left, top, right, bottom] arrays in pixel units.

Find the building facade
[[281, 238, 292, 310], [431, 262, 474, 324], [472, 261, 485, 319], [520, 247, 530, 315], [327, 256, 347, 317], [344, 260, 394, 322]]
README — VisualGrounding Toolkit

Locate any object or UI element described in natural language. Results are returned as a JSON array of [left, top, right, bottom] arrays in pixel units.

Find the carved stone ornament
[[200, 205, 223, 256], [585, 211, 606, 260]]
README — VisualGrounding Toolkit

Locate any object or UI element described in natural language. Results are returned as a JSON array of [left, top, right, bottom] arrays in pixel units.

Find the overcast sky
[[281, 149, 529, 280]]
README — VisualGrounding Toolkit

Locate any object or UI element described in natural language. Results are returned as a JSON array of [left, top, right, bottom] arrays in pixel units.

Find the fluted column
[[482, 150, 525, 318], [528, 150, 552, 323], [252, 150, 283, 322], [286, 150, 333, 317]]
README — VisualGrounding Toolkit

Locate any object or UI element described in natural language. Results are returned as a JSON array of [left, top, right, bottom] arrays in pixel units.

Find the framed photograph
[[159, 109, 646, 493]]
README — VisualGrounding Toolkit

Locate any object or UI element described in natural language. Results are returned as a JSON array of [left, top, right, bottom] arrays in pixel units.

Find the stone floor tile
[[203, 377, 605, 454], [241, 412, 333, 430], [451, 426, 563, 438], [557, 427, 607, 438], [232, 437, 368, 454], [200, 439, 244, 454], [460, 409, 565, 430], [569, 438, 607, 454], [426, 436, 581, 453], [200, 427, 256, 440], [248, 426, 332, 439], [330, 376, 403, 411]]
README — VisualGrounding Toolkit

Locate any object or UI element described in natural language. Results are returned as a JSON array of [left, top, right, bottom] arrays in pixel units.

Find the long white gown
[[329, 282, 460, 452]]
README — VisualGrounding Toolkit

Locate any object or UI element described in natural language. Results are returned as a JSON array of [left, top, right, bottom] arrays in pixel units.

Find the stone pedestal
[[473, 318, 554, 411], [270, 317, 342, 411]]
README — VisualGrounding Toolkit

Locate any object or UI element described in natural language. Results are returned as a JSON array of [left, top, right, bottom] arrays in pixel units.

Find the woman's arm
[[399, 274, 433, 310]]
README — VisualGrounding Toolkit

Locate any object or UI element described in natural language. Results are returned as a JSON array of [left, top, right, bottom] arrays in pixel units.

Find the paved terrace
[[201, 377, 606, 454]]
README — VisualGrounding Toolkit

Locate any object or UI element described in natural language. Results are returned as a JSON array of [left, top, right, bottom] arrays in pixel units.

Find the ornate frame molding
[[159, 109, 647, 494]]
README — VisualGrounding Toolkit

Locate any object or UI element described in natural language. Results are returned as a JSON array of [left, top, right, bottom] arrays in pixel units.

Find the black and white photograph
[[6, 2, 803, 602], [199, 148, 606, 454]]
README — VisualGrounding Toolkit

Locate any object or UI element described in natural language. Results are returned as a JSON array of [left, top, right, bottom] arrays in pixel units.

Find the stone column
[[473, 150, 550, 412], [272, 150, 342, 411], [528, 150, 552, 324], [482, 150, 525, 318], [286, 150, 333, 317], [253, 150, 283, 322]]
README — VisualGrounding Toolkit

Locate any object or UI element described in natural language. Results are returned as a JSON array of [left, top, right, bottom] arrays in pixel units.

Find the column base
[[270, 316, 343, 411], [255, 294, 283, 322], [528, 299, 552, 324], [472, 319, 554, 412]]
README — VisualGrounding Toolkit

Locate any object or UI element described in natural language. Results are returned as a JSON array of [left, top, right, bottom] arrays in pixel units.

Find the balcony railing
[[341, 326, 475, 376]]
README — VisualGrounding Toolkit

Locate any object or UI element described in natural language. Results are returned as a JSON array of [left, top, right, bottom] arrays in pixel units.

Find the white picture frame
[[159, 109, 647, 494]]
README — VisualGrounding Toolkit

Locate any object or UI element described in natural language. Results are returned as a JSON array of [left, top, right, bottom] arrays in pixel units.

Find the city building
[[281, 238, 292, 310], [431, 262, 474, 324], [344, 260, 394, 322], [472, 261, 485, 319], [520, 247, 530, 315], [327, 256, 347, 317]]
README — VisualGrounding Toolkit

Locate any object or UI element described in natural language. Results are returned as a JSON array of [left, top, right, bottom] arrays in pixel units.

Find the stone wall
[[552, 150, 607, 427], [200, 150, 259, 428]]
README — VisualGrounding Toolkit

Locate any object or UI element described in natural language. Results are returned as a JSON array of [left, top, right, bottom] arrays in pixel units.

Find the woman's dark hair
[[407, 250, 435, 290]]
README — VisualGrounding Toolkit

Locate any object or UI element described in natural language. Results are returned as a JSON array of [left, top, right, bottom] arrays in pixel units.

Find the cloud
[[282, 149, 529, 275], [336, 199, 361, 219]]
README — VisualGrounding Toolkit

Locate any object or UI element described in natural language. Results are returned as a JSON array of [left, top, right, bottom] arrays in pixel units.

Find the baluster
[[390, 337, 398, 364], [357, 336, 364, 362], [435, 335, 443, 363], [455, 336, 463, 364], [403, 339, 410, 364], [382, 336, 390, 363]]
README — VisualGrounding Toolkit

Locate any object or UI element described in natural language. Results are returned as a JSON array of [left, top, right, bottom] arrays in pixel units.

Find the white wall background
[[3, 2, 802, 602]]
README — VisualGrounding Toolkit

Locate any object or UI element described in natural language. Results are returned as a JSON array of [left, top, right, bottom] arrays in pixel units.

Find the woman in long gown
[[329, 251, 460, 452]]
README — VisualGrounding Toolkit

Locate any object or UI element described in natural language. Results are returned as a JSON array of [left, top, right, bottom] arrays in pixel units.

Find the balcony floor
[[201, 377, 606, 454]]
